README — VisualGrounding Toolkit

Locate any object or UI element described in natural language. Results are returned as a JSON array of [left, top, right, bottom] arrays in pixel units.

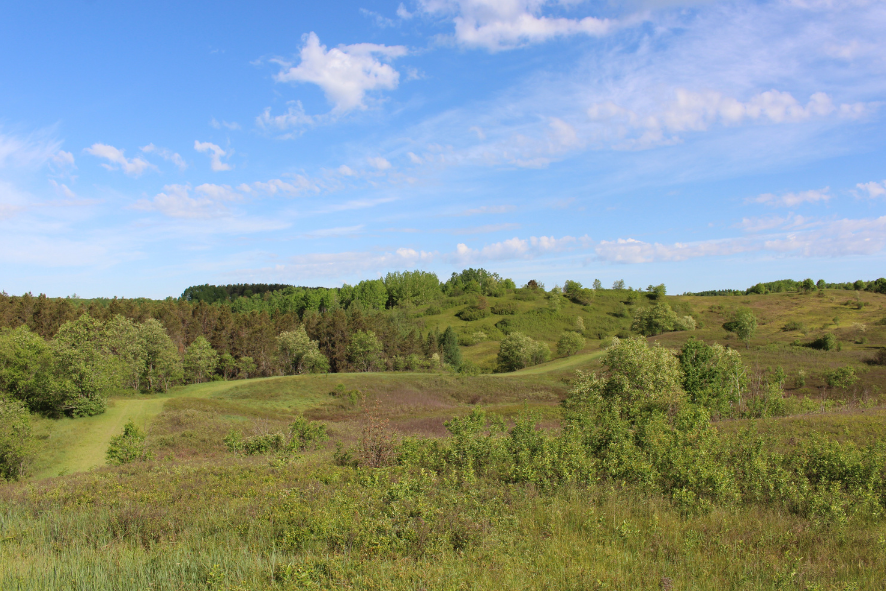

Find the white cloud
[[368, 156, 392, 170], [397, 3, 414, 19], [735, 213, 815, 233], [587, 90, 873, 149], [856, 180, 886, 199], [596, 216, 886, 263], [452, 234, 578, 263], [469, 126, 486, 140], [256, 101, 314, 131], [338, 165, 356, 176], [48, 179, 77, 199], [407, 152, 423, 164], [84, 143, 154, 177], [274, 32, 407, 114], [51, 150, 75, 169], [0, 129, 63, 169], [194, 141, 232, 171], [210, 118, 242, 130], [141, 143, 187, 171], [318, 196, 398, 213], [239, 176, 318, 196], [418, 0, 614, 51], [132, 183, 240, 219], [750, 187, 831, 207]]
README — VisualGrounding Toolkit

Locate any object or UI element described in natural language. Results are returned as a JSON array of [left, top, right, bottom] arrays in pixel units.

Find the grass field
[[4, 287, 886, 590]]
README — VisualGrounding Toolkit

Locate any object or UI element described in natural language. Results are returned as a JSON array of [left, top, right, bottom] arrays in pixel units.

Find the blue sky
[[1, 0, 884, 298]]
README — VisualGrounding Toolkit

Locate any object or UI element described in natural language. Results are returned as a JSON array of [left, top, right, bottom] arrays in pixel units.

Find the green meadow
[[3, 284, 886, 590]]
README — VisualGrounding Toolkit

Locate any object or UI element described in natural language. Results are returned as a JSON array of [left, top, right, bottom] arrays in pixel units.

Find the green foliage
[[810, 333, 839, 351], [782, 320, 807, 332], [0, 325, 55, 413], [444, 268, 513, 297], [631, 302, 678, 336], [384, 270, 442, 306], [105, 420, 152, 465], [348, 330, 383, 372], [825, 366, 858, 390], [456, 306, 490, 321], [490, 302, 517, 315], [440, 326, 462, 368], [0, 397, 32, 481], [277, 326, 329, 374], [183, 336, 218, 384], [678, 338, 746, 417], [496, 332, 551, 372], [646, 284, 666, 300], [51, 314, 116, 416], [724, 309, 757, 348], [557, 331, 585, 357], [138, 318, 182, 392]]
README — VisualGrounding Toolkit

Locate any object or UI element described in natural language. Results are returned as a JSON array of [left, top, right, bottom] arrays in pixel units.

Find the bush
[[457, 306, 490, 321], [678, 339, 746, 417], [424, 304, 442, 316], [0, 398, 32, 481], [782, 320, 807, 332], [810, 333, 838, 351], [490, 302, 517, 315], [497, 333, 551, 372], [557, 332, 585, 357], [106, 420, 153, 465], [824, 366, 858, 390], [632, 303, 678, 336]]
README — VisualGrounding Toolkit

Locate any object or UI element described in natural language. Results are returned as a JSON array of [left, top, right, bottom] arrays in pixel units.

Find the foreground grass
[[3, 458, 884, 590]]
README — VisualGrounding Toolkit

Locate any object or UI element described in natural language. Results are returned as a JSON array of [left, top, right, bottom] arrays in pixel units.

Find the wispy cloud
[[0, 129, 63, 169], [141, 143, 187, 171], [85, 143, 154, 176], [448, 223, 521, 235], [456, 205, 515, 216], [749, 187, 831, 207]]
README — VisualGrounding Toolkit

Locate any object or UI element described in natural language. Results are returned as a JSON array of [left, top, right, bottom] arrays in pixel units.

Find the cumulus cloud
[[84, 143, 154, 176], [418, 0, 613, 51], [132, 183, 240, 218], [194, 141, 232, 171], [274, 32, 407, 114], [407, 152, 423, 164], [141, 143, 187, 171], [51, 150, 75, 169], [856, 180, 886, 199], [749, 187, 831, 207]]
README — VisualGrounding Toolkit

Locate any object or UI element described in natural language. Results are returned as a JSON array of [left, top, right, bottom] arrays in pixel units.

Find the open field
[[4, 287, 886, 589]]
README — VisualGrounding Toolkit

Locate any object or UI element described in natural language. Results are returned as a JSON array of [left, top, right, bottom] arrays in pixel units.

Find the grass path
[[30, 380, 268, 479], [503, 350, 604, 376]]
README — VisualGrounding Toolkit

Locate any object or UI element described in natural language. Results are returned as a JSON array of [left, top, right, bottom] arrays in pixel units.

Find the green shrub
[[824, 366, 858, 390], [106, 420, 153, 465], [810, 333, 838, 351], [0, 398, 32, 481], [456, 306, 490, 321], [782, 320, 807, 332], [496, 333, 551, 372], [490, 302, 517, 315], [557, 332, 585, 357], [678, 339, 746, 417]]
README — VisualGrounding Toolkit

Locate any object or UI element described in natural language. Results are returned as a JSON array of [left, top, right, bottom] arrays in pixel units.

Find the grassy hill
[[3, 287, 886, 589]]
